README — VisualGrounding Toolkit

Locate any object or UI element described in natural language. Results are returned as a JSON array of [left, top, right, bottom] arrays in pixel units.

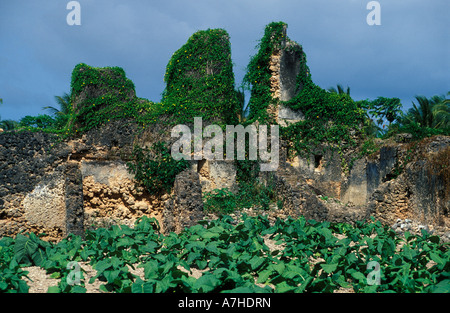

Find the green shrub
[[126, 142, 189, 195], [19, 114, 56, 130], [203, 188, 237, 214]]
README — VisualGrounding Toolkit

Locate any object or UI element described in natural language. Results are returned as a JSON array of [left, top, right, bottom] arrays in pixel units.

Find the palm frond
[[328, 84, 350, 95], [0, 119, 19, 131], [42, 105, 61, 116], [44, 92, 72, 116]]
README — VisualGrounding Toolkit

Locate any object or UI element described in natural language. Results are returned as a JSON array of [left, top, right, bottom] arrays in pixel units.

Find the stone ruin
[[0, 26, 448, 242]]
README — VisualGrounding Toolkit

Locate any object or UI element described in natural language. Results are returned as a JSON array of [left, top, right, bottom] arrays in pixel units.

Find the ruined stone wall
[[285, 135, 449, 235], [267, 28, 305, 126], [0, 121, 204, 240], [0, 132, 68, 239], [163, 169, 204, 234], [368, 137, 450, 231]]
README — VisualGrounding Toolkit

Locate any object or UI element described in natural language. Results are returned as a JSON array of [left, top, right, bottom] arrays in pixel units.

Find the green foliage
[[243, 21, 287, 122], [388, 94, 450, 139], [204, 160, 277, 214], [126, 142, 189, 195], [70, 63, 135, 102], [244, 22, 368, 156], [363, 96, 402, 126], [162, 28, 241, 125], [68, 63, 141, 133], [0, 118, 19, 131], [283, 81, 367, 156], [43, 93, 72, 117], [203, 188, 237, 214], [14, 233, 50, 267], [408, 95, 449, 129], [328, 84, 351, 96], [1, 214, 448, 293], [359, 138, 380, 157], [19, 114, 56, 130], [0, 237, 30, 293]]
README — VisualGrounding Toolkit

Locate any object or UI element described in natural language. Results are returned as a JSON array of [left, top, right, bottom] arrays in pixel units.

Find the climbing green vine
[[68, 63, 146, 133], [243, 21, 287, 123], [244, 22, 369, 159], [162, 28, 241, 126]]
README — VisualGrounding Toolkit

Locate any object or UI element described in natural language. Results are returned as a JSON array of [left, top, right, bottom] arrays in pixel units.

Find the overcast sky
[[0, 0, 449, 121]]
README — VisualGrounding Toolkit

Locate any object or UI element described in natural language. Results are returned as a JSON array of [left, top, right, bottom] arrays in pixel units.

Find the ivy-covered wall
[[244, 22, 369, 158], [162, 28, 241, 125], [69, 63, 142, 133]]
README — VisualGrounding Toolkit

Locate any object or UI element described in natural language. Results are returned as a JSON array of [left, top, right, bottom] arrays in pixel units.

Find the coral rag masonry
[[171, 117, 280, 171]]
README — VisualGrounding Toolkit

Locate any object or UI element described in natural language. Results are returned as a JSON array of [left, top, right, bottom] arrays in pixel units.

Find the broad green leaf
[[345, 252, 358, 264], [99, 284, 113, 293], [205, 242, 220, 255], [431, 279, 450, 293], [429, 252, 445, 270], [257, 269, 273, 284], [132, 279, 154, 293], [70, 285, 87, 293], [31, 248, 46, 267], [401, 245, 417, 261], [334, 274, 352, 288], [201, 231, 219, 240], [362, 285, 379, 293], [351, 271, 367, 283], [193, 273, 220, 293], [187, 251, 201, 264], [295, 276, 313, 293], [249, 256, 265, 271], [111, 256, 124, 268], [104, 269, 120, 283], [47, 286, 61, 293], [14, 234, 37, 265], [16, 280, 30, 293], [94, 259, 112, 273], [50, 272, 61, 279], [275, 281, 296, 293], [196, 259, 208, 270], [186, 240, 206, 250], [321, 263, 338, 274], [139, 260, 159, 280], [155, 276, 175, 293], [117, 237, 134, 248], [271, 262, 285, 275], [140, 241, 158, 254]]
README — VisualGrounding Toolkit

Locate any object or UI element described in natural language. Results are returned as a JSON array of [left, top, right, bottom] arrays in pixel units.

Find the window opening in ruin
[[314, 155, 323, 172], [198, 159, 206, 173]]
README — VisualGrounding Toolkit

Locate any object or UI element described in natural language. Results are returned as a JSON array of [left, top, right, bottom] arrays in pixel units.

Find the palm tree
[[0, 119, 19, 131], [403, 94, 449, 129], [328, 84, 350, 96], [43, 92, 72, 116], [431, 92, 450, 129]]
